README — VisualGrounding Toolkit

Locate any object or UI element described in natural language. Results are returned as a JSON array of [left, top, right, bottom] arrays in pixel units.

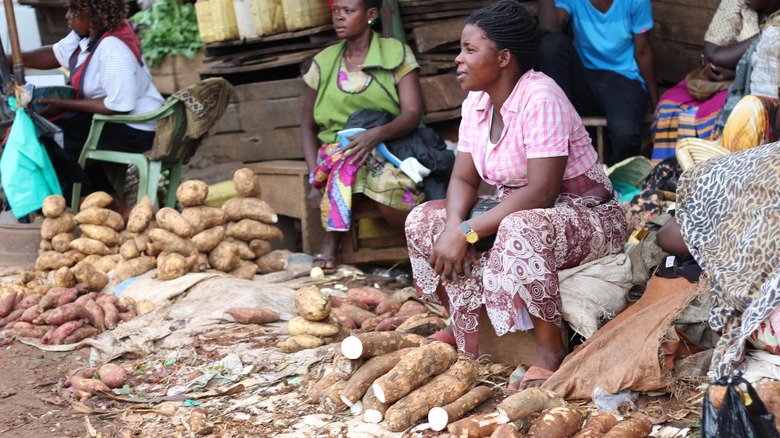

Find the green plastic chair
[[70, 97, 189, 212]]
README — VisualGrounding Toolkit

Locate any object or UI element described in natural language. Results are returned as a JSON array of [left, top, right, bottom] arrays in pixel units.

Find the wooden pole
[[3, 0, 25, 86]]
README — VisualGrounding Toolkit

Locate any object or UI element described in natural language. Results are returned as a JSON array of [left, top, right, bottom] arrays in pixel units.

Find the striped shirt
[[458, 70, 597, 188], [53, 31, 164, 131]]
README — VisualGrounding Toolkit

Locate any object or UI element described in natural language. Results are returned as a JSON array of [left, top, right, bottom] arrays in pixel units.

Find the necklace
[[345, 51, 365, 69]]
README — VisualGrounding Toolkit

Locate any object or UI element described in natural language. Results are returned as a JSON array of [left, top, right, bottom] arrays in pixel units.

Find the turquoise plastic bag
[[0, 97, 62, 218]]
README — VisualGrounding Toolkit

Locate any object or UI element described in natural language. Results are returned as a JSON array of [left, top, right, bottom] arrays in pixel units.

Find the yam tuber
[[176, 180, 209, 207], [256, 251, 287, 274], [42, 195, 66, 218], [233, 168, 261, 198], [447, 412, 504, 438], [80, 192, 112, 209], [496, 387, 566, 423], [126, 195, 154, 233], [527, 407, 584, 438], [339, 348, 415, 406], [227, 219, 283, 241], [371, 341, 458, 404], [181, 206, 227, 234], [602, 415, 652, 438], [429, 385, 494, 431], [287, 316, 339, 337], [277, 335, 324, 353], [224, 308, 279, 324], [294, 286, 331, 321], [572, 412, 618, 438], [155, 207, 194, 238], [346, 287, 388, 307], [340, 331, 427, 359], [114, 256, 156, 282], [222, 197, 277, 223], [384, 359, 480, 432]]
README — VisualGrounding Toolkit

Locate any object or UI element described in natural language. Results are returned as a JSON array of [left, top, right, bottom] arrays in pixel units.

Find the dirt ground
[[0, 267, 705, 438]]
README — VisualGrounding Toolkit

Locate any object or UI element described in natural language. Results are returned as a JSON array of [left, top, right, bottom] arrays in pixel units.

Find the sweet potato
[[341, 331, 428, 359], [277, 334, 324, 353], [18, 306, 41, 323], [527, 407, 584, 438], [4, 326, 51, 339], [149, 228, 197, 256], [38, 288, 67, 311], [36, 251, 78, 271], [372, 342, 458, 404], [56, 288, 79, 307], [572, 412, 618, 438], [0, 308, 24, 327], [176, 180, 209, 207], [0, 291, 17, 317], [447, 412, 504, 438], [332, 304, 375, 327], [192, 253, 209, 273], [70, 375, 110, 395], [428, 385, 495, 431], [225, 308, 279, 324], [80, 191, 112, 209], [114, 256, 157, 282], [602, 415, 652, 438], [375, 315, 410, 331], [294, 286, 331, 321], [360, 312, 393, 331], [69, 238, 114, 256], [97, 363, 127, 388], [347, 287, 388, 307], [50, 319, 86, 345], [287, 316, 339, 337], [16, 294, 41, 310], [192, 226, 225, 253], [41, 213, 77, 240], [329, 296, 370, 311], [5, 321, 33, 330], [496, 387, 566, 423], [100, 302, 120, 329], [63, 326, 99, 344], [154, 252, 192, 280], [222, 197, 278, 223], [118, 312, 135, 323], [79, 224, 122, 247], [208, 241, 241, 272], [375, 299, 402, 316], [256, 251, 286, 274], [52, 233, 75, 253], [72, 261, 109, 291], [226, 219, 283, 241], [384, 359, 480, 432], [395, 300, 430, 318], [233, 168, 261, 198], [156, 207, 194, 238], [119, 239, 141, 260], [228, 260, 258, 279], [39, 239, 53, 253], [339, 348, 415, 407], [75, 292, 98, 307], [181, 206, 227, 234], [135, 299, 155, 316], [249, 239, 272, 258], [42, 194, 67, 218], [396, 315, 446, 336], [82, 300, 105, 331], [126, 196, 154, 233]]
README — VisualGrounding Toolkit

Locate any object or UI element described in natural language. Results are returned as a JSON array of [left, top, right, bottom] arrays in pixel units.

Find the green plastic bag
[[0, 97, 62, 218]]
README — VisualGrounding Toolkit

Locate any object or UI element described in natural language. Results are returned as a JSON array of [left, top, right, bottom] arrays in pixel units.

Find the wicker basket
[[675, 138, 730, 171], [281, 0, 330, 31]]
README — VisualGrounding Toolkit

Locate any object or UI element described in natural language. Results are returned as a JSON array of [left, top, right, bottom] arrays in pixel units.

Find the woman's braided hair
[[68, 0, 127, 34], [466, 0, 540, 73], [363, 0, 382, 11]]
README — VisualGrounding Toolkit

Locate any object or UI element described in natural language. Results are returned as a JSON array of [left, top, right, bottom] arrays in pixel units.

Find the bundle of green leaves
[[132, 0, 202, 67]]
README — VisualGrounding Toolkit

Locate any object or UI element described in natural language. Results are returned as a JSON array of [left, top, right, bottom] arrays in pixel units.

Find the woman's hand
[[308, 187, 323, 210], [429, 226, 476, 283], [342, 128, 382, 165], [705, 63, 736, 82], [36, 97, 70, 118]]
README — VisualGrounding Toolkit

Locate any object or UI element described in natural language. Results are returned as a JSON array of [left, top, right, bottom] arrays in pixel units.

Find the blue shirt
[[556, 0, 653, 86]]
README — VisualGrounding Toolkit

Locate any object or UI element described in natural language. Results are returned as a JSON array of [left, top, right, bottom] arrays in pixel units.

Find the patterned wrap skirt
[[405, 163, 627, 356]]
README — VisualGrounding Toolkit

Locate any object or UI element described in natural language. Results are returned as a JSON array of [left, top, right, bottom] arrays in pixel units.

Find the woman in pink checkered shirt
[[405, 0, 627, 391]]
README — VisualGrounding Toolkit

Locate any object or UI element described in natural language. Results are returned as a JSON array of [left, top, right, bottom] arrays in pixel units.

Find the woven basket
[[675, 138, 730, 171]]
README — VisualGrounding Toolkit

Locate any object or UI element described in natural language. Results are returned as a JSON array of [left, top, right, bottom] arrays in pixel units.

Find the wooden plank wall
[[651, 0, 720, 84]]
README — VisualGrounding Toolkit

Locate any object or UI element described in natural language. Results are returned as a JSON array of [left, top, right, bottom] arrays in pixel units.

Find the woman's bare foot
[[312, 232, 343, 274], [507, 315, 567, 392]]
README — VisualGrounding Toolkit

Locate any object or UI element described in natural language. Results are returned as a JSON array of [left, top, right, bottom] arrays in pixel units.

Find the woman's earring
[[368, 20, 373, 25]]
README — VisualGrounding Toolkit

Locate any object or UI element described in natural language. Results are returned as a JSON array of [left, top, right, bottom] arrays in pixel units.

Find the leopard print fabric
[[676, 141, 780, 380]]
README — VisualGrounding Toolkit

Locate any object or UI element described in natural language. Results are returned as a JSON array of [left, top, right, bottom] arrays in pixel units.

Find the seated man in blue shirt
[[538, 0, 658, 166]]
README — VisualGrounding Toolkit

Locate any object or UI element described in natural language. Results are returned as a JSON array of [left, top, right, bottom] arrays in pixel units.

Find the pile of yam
[[0, 282, 137, 346], [276, 286, 348, 353]]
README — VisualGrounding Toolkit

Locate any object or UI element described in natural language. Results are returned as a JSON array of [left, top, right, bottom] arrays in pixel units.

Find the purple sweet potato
[[6, 326, 50, 339], [0, 292, 18, 317], [97, 363, 127, 388], [395, 300, 429, 318], [19, 306, 42, 323], [63, 326, 99, 344], [38, 288, 67, 311], [57, 289, 79, 307], [32, 309, 53, 325], [50, 319, 85, 345], [70, 375, 110, 395], [45, 303, 87, 325], [95, 295, 118, 305], [117, 312, 135, 323], [84, 300, 106, 331], [74, 292, 98, 306], [374, 316, 410, 331], [375, 299, 402, 316], [347, 287, 389, 307], [0, 308, 24, 327], [16, 294, 41, 310], [99, 302, 119, 329]]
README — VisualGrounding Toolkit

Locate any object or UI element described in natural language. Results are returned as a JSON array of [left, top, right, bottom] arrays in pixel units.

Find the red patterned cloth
[[405, 164, 627, 357]]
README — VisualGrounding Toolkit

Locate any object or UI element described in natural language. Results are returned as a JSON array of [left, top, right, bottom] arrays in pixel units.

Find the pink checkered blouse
[[457, 70, 598, 189]]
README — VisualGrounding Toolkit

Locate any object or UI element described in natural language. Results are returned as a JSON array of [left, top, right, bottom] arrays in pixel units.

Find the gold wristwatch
[[460, 221, 479, 244]]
